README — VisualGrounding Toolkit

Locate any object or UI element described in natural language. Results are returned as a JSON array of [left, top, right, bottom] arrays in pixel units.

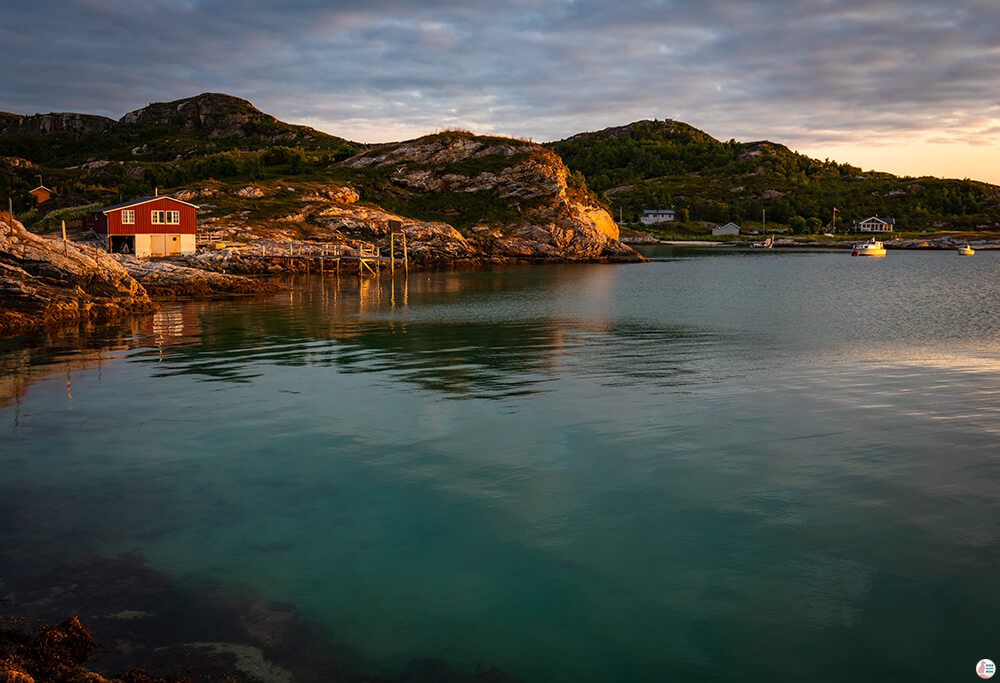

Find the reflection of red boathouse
[[143, 306, 203, 345]]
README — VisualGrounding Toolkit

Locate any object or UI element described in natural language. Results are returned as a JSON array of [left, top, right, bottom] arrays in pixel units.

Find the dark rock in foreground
[[0, 616, 182, 683], [0, 215, 280, 337], [0, 216, 154, 336]]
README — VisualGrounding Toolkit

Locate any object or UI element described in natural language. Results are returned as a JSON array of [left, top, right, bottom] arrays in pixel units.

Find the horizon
[[3, 2, 999, 185]]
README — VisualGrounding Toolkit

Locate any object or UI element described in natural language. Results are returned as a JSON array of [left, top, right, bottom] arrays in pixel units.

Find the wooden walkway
[[200, 233, 409, 276]]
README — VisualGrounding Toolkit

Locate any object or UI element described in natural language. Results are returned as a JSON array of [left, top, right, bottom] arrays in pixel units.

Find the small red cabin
[[29, 185, 53, 204], [84, 195, 198, 257]]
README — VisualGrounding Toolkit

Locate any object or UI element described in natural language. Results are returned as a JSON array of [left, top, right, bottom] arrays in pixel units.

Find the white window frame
[[151, 210, 164, 224], [122, 209, 135, 225], [167, 210, 180, 224]]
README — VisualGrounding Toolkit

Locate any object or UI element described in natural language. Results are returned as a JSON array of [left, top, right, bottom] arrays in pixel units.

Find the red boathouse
[[84, 195, 198, 257]]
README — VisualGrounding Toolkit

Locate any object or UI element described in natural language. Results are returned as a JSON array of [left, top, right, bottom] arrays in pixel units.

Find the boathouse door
[[150, 234, 166, 256]]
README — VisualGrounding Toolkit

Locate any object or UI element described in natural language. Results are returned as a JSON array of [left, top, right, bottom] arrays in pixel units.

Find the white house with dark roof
[[853, 216, 895, 233], [640, 209, 675, 224]]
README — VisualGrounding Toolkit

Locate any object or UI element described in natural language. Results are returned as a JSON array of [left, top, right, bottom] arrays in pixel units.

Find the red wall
[[89, 197, 196, 235], [30, 188, 52, 204]]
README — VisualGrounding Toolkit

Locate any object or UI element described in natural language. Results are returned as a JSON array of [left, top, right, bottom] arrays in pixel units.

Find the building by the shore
[[640, 209, 675, 225], [84, 195, 198, 257], [853, 216, 895, 233], [712, 222, 741, 236]]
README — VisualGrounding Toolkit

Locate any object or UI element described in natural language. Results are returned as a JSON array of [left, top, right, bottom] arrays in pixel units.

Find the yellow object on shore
[[958, 244, 974, 255]]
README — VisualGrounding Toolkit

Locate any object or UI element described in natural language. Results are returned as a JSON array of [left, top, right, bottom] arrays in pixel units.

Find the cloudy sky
[[3, 0, 1000, 182]]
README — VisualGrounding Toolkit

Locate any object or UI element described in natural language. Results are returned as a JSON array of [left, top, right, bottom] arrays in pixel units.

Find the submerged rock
[[0, 616, 182, 683], [1, 553, 528, 683]]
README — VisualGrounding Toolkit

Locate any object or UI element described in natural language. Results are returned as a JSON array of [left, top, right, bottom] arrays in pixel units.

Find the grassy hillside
[[0, 94, 365, 215], [0, 93, 362, 167], [6, 97, 1000, 237], [548, 120, 1000, 232]]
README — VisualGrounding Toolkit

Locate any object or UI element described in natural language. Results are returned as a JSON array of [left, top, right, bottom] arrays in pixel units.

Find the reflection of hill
[[124, 272, 725, 399], [2, 270, 728, 404]]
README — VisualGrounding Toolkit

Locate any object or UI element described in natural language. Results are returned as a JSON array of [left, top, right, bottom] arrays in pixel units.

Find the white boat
[[851, 239, 886, 257], [958, 244, 975, 256]]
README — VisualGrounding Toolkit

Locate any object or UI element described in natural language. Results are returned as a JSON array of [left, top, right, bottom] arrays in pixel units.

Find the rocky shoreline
[[0, 215, 279, 338], [0, 218, 155, 337], [113, 254, 281, 298], [623, 233, 1000, 249]]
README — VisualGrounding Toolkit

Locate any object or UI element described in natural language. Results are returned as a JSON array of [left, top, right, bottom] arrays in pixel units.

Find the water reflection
[[103, 269, 729, 398], [3, 256, 1000, 683]]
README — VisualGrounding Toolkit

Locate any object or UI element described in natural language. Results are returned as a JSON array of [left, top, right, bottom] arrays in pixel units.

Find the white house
[[853, 216, 895, 233], [712, 222, 741, 236], [640, 209, 676, 224]]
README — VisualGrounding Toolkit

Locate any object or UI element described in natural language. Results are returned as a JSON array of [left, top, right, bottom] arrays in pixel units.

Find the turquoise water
[[3, 248, 1000, 681]]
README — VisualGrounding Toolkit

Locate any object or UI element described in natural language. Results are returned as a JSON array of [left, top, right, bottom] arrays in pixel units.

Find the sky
[[2, 0, 1000, 183]]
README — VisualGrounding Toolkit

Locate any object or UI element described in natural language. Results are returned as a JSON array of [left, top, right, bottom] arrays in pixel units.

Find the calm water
[[3, 247, 1000, 682]]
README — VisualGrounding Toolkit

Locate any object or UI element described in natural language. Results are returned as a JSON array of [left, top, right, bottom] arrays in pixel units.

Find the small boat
[[958, 244, 975, 256], [851, 239, 886, 257], [750, 235, 773, 249]]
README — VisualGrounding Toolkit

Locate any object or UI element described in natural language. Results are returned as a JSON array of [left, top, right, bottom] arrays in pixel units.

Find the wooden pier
[[201, 233, 409, 276]]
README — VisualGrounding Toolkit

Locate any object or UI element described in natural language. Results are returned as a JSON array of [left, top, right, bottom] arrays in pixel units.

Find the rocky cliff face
[[342, 133, 640, 262], [0, 112, 115, 138], [0, 216, 153, 335]]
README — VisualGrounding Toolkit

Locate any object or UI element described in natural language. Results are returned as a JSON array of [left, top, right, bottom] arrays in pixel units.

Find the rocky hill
[[334, 131, 635, 261], [0, 93, 362, 166], [5, 97, 1000, 236], [0, 97, 641, 265], [548, 119, 1000, 231]]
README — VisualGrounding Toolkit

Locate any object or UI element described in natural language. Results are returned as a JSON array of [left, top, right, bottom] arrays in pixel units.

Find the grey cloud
[[2, 0, 1000, 152]]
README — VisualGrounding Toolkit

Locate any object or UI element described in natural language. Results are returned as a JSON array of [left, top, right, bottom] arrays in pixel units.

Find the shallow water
[[3, 248, 1000, 681]]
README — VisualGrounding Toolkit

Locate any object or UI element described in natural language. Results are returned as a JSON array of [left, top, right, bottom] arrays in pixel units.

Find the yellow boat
[[851, 239, 886, 257], [958, 244, 975, 256]]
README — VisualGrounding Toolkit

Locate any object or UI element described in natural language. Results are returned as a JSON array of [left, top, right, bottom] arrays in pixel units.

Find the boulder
[[0, 216, 154, 336]]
